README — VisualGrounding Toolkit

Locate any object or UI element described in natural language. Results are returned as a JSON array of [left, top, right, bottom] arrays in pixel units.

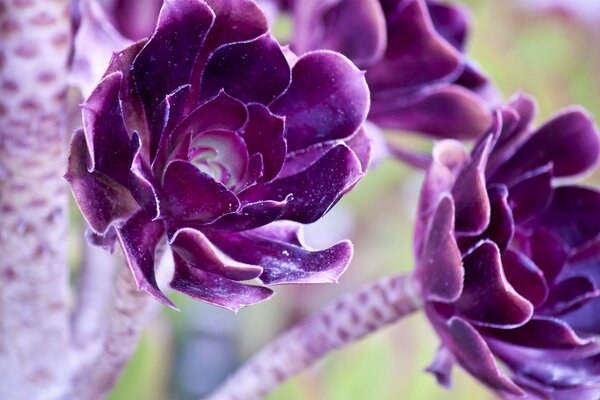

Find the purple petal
[[150, 84, 191, 162], [200, 34, 290, 104], [506, 163, 553, 223], [513, 227, 568, 285], [115, 211, 175, 308], [563, 298, 600, 335], [502, 249, 549, 308], [65, 130, 139, 234], [163, 160, 240, 223], [81, 72, 132, 187], [293, 0, 386, 67], [169, 228, 263, 280], [443, 316, 525, 397], [370, 84, 492, 139], [535, 186, 600, 248], [483, 316, 594, 349], [202, 198, 290, 231], [239, 144, 363, 224], [345, 126, 373, 172], [106, 0, 162, 41], [270, 51, 369, 151], [457, 184, 514, 254], [425, 346, 455, 388], [171, 252, 273, 312], [451, 134, 493, 235], [104, 40, 149, 144], [366, 0, 461, 93], [170, 91, 248, 146], [132, 0, 214, 118], [242, 103, 286, 182], [491, 108, 600, 183], [415, 195, 463, 302], [455, 241, 533, 328], [206, 230, 352, 285], [539, 276, 599, 316], [428, 1, 469, 51]]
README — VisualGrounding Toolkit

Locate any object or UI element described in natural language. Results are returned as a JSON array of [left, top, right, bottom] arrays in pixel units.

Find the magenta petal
[[414, 195, 463, 302], [425, 346, 455, 388], [492, 108, 600, 183], [169, 228, 263, 280], [200, 34, 290, 104], [455, 241, 533, 328], [502, 249, 549, 308], [366, 0, 461, 93], [81, 72, 132, 187], [370, 85, 492, 140], [242, 103, 286, 182], [65, 130, 138, 234], [115, 211, 175, 308], [239, 144, 363, 224], [451, 134, 493, 235], [345, 126, 373, 172], [270, 51, 369, 151], [150, 84, 190, 162], [171, 253, 273, 312], [443, 317, 524, 397], [535, 186, 600, 248], [206, 230, 352, 285], [163, 160, 240, 222], [132, 0, 214, 117]]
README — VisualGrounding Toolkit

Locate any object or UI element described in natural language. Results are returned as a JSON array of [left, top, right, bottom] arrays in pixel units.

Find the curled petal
[[366, 0, 461, 94], [539, 277, 599, 316], [200, 34, 290, 104], [506, 163, 553, 223], [513, 227, 569, 285], [82, 72, 132, 187], [163, 161, 240, 222], [492, 107, 600, 183], [206, 230, 352, 285], [535, 186, 600, 248], [242, 103, 286, 182], [203, 198, 290, 232], [451, 133, 493, 235], [270, 51, 370, 151], [171, 253, 273, 312], [115, 211, 175, 308], [240, 144, 363, 224], [132, 0, 215, 117], [426, 346, 455, 388], [65, 130, 138, 234], [169, 228, 263, 280], [370, 85, 492, 140], [455, 241, 533, 328], [442, 317, 525, 397], [428, 1, 469, 51], [502, 249, 549, 308], [414, 195, 463, 302]]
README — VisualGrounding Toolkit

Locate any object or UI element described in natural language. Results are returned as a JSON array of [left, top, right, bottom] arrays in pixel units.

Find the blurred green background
[[102, 1, 600, 399]]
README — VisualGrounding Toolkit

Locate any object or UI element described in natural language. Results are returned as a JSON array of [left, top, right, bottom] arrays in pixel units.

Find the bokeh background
[[69, 1, 600, 399]]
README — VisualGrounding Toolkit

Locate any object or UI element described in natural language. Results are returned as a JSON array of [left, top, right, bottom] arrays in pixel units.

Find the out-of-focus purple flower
[[520, 0, 600, 27], [66, 0, 371, 311], [276, 0, 497, 141], [412, 93, 600, 398]]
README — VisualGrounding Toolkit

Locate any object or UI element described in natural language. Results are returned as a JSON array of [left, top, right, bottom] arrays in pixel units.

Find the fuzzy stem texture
[[204, 274, 422, 400], [0, 0, 72, 398]]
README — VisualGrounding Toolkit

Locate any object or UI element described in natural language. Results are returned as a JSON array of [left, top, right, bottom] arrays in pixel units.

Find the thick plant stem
[[0, 1, 72, 398], [204, 274, 422, 400]]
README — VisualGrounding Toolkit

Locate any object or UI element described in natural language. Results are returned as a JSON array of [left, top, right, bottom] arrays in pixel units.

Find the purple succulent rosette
[[412, 93, 600, 398], [66, 0, 371, 311], [282, 0, 496, 140]]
